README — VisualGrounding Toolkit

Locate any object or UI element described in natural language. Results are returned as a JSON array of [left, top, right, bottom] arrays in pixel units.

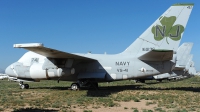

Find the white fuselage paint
[[8, 51, 173, 81]]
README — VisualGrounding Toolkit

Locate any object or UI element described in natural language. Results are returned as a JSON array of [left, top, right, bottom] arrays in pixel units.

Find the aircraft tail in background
[[175, 42, 193, 69]]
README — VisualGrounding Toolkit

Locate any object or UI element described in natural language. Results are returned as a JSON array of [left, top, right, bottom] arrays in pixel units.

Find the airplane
[[135, 42, 194, 82], [170, 54, 195, 79], [155, 54, 197, 81], [0, 73, 8, 80], [5, 3, 194, 90], [189, 62, 196, 75], [185, 56, 196, 76]]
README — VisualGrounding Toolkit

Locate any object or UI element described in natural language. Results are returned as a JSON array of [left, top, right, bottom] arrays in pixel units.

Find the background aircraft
[[0, 73, 8, 80], [5, 3, 194, 90], [135, 42, 195, 82]]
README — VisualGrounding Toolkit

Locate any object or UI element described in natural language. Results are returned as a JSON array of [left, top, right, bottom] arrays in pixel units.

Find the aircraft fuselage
[[6, 52, 174, 82]]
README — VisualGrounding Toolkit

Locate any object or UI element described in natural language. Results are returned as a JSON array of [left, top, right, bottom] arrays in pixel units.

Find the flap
[[14, 43, 96, 60], [138, 49, 173, 61], [78, 72, 106, 79]]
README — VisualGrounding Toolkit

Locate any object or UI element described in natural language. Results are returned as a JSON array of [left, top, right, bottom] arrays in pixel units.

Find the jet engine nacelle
[[30, 63, 63, 79], [30, 63, 75, 79]]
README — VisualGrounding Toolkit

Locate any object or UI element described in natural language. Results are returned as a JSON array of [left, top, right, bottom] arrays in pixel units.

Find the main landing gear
[[71, 83, 80, 90], [19, 81, 29, 89], [135, 79, 145, 83], [70, 80, 99, 90]]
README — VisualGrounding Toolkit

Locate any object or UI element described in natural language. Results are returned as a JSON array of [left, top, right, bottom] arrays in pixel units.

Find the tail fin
[[122, 3, 194, 56], [175, 42, 193, 68], [176, 42, 193, 63], [185, 54, 193, 71]]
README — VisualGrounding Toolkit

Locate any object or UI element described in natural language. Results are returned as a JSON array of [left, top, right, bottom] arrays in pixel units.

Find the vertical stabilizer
[[122, 3, 194, 57], [185, 54, 193, 71], [175, 42, 193, 68]]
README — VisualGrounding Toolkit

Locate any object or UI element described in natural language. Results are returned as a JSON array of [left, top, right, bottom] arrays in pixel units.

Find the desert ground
[[1, 76, 200, 112]]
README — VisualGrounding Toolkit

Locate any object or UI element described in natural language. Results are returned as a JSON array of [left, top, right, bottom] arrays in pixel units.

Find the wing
[[13, 43, 96, 60], [138, 49, 173, 61]]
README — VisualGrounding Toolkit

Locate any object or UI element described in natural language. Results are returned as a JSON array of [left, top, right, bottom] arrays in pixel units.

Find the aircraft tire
[[20, 84, 25, 89], [71, 83, 80, 90], [24, 84, 29, 89]]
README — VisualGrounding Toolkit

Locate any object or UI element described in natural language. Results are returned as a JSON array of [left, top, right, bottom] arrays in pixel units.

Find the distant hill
[[0, 68, 5, 74]]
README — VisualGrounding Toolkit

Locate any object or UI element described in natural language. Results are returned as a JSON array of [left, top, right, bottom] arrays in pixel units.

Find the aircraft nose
[[5, 65, 15, 77]]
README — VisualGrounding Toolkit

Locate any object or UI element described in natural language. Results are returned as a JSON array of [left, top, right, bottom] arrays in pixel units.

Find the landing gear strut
[[135, 79, 145, 83], [19, 81, 29, 89]]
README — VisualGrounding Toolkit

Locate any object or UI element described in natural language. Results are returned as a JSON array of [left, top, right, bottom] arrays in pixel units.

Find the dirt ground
[[2, 100, 156, 112], [68, 100, 156, 112]]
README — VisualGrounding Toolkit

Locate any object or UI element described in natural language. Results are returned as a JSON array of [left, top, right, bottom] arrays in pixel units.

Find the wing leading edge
[[13, 43, 96, 61]]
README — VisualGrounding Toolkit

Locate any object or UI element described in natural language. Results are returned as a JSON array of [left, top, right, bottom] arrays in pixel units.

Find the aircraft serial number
[[142, 47, 154, 51], [117, 69, 128, 72]]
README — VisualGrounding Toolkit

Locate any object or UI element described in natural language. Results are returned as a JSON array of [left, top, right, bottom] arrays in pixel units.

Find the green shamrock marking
[[151, 16, 185, 44]]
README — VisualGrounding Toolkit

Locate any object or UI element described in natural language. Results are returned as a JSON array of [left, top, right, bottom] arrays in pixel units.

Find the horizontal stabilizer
[[14, 43, 96, 60], [138, 50, 173, 61]]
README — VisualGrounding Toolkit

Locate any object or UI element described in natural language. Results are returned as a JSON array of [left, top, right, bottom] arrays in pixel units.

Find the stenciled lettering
[[170, 25, 180, 38], [155, 25, 180, 38], [155, 25, 165, 37], [115, 61, 130, 66], [117, 69, 128, 72]]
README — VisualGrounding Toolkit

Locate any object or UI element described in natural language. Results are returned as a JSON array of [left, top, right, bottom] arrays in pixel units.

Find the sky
[[0, 0, 200, 71]]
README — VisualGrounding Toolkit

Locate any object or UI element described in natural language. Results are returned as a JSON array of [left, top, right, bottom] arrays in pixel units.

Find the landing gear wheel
[[20, 84, 25, 89], [71, 83, 80, 90], [20, 82, 29, 89], [24, 84, 29, 89]]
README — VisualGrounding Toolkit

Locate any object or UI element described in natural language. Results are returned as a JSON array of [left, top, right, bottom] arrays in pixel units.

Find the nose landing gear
[[71, 83, 80, 90], [19, 81, 29, 89]]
